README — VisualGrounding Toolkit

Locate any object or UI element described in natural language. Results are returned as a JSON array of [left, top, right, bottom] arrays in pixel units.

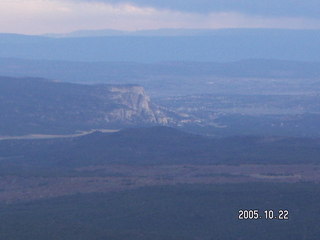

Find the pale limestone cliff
[[103, 85, 171, 125]]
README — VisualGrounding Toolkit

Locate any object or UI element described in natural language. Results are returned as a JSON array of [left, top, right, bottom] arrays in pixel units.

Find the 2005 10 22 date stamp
[[238, 209, 289, 220]]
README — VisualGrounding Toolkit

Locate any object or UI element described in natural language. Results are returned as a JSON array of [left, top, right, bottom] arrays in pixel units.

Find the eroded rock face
[[101, 85, 171, 125], [0, 77, 174, 135]]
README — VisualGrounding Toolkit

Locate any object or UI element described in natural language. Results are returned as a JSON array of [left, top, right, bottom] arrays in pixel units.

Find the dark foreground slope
[[1, 127, 319, 239], [0, 127, 319, 172], [1, 183, 319, 240]]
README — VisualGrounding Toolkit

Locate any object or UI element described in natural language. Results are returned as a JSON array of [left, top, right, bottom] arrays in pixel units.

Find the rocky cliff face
[[103, 85, 171, 125], [0, 77, 174, 135]]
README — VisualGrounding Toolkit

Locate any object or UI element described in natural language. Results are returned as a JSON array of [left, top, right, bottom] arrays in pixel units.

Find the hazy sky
[[1, 0, 320, 34]]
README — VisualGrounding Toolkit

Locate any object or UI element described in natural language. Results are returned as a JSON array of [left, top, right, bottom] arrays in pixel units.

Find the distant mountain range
[[1, 29, 320, 62], [44, 28, 320, 38], [46, 28, 292, 38], [1, 58, 319, 82], [1, 58, 319, 97]]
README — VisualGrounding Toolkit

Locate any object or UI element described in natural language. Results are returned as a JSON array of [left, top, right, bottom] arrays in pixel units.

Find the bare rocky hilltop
[[0, 76, 178, 136], [105, 85, 170, 125]]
